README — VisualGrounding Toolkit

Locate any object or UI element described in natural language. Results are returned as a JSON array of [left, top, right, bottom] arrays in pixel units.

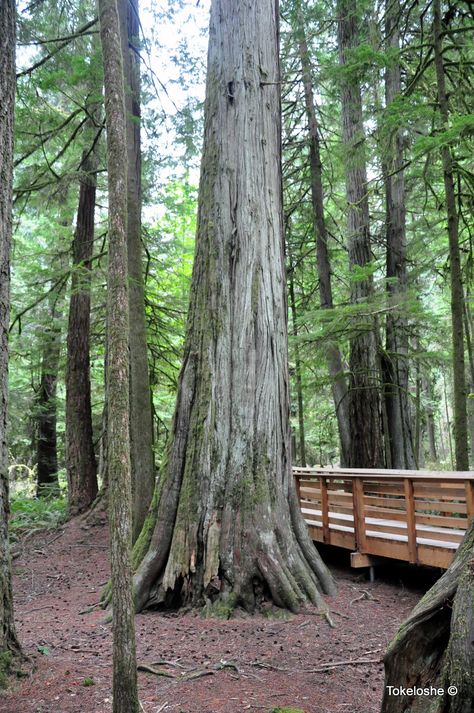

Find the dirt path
[[1, 521, 424, 713]]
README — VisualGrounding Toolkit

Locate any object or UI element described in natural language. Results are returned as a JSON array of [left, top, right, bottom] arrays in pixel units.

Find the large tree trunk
[[433, 0, 469, 471], [98, 0, 138, 709], [0, 0, 22, 671], [132, 0, 335, 614], [383, 0, 416, 470], [66, 148, 98, 514], [337, 0, 384, 468], [295, 0, 351, 467], [118, 0, 155, 540]]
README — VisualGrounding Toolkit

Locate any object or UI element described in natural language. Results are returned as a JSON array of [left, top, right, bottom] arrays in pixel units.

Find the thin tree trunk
[[443, 370, 454, 470], [463, 301, 474, 465], [0, 0, 22, 670], [132, 0, 335, 614], [383, 0, 416, 469], [118, 0, 155, 540], [433, 0, 469, 471], [287, 241, 306, 467], [337, 0, 384, 468], [295, 0, 350, 466], [36, 291, 64, 497], [98, 0, 138, 708], [66, 148, 98, 514], [424, 375, 438, 463]]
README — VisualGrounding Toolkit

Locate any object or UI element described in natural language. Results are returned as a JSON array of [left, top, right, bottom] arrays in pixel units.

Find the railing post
[[320, 476, 330, 544], [294, 471, 301, 505], [352, 477, 367, 552], [404, 477, 418, 564], [465, 480, 474, 521]]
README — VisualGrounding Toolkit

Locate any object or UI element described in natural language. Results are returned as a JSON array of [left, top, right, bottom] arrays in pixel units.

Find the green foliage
[[82, 677, 95, 686], [9, 486, 67, 534]]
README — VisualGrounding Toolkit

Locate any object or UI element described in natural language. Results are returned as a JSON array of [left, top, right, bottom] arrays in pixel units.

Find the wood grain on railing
[[293, 466, 474, 570]]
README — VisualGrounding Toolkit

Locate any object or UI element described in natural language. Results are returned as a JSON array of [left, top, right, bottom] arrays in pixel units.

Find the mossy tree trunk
[[132, 0, 335, 614], [295, 0, 351, 467], [382, 7, 473, 706], [35, 280, 65, 497], [0, 0, 22, 669], [382, 520, 474, 713], [383, 0, 416, 470], [98, 0, 138, 709], [337, 0, 384, 468], [66, 147, 98, 514], [118, 0, 155, 540], [433, 0, 469, 471]]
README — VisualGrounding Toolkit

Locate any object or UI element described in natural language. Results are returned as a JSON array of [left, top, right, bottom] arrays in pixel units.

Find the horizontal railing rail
[[293, 466, 474, 569]]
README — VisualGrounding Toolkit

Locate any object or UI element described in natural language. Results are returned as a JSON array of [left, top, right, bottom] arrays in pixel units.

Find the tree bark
[[424, 375, 438, 463], [66, 148, 98, 514], [98, 0, 138, 709], [337, 0, 384, 468], [118, 0, 155, 540], [0, 0, 22, 670], [382, 5, 474, 680], [383, 0, 416, 470], [287, 240, 306, 468], [433, 0, 469, 471], [132, 0, 335, 614], [295, 0, 351, 466], [36, 290, 64, 497], [381, 521, 474, 713]]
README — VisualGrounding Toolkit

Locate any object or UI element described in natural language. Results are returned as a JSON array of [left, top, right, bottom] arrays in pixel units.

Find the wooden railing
[[293, 466, 474, 569]]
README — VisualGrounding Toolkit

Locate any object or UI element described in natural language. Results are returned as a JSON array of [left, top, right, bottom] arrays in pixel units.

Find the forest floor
[[1, 519, 432, 713]]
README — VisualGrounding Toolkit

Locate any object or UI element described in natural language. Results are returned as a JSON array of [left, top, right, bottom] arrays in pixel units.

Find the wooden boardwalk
[[294, 466, 474, 569]]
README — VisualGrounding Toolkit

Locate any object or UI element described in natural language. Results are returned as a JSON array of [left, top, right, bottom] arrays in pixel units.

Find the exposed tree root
[[381, 522, 474, 713]]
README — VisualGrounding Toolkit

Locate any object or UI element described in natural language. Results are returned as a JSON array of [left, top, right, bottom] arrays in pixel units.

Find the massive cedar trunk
[[337, 0, 384, 468], [0, 0, 21, 670], [98, 0, 138, 709], [118, 0, 155, 540], [432, 0, 469, 471], [295, 0, 350, 466], [383, 0, 416, 469], [66, 149, 98, 514], [132, 0, 335, 614]]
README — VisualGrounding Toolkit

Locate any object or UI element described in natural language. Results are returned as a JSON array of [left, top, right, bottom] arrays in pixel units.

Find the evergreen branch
[[16, 19, 98, 78]]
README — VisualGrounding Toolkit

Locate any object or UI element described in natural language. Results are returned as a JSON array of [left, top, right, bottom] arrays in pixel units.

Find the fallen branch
[[304, 657, 382, 673], [137, 664, 175, 678], [181, 669, 214, 681], [78, 602, 101, 615], [250, 661, 290, 672], [350, 589, 379, 606], [150, 659, 185, 669]]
